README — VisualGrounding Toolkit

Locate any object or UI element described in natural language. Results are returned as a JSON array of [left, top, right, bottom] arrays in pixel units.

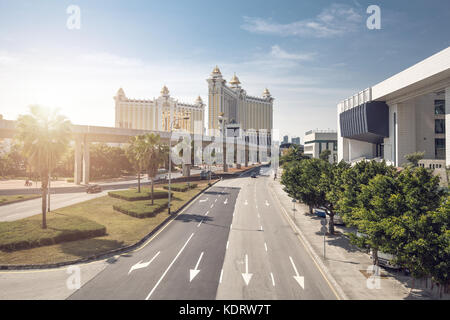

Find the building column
[[74, 138, 82, 184], [82, 137, 90, 185], [446, 87, 450, 166]]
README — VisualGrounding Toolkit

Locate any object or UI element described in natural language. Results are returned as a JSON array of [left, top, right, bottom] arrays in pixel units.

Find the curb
[[0, 180, 220, 271], [0, 194, 41, 207], [268, 179, 349, 300]]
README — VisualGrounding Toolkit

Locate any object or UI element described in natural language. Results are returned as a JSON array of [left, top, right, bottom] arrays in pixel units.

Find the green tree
[[319, 149, 331, 162], [338, 160, 397, 223], [280, 144, 308, 166], [320, 160, 351, 234], [126, 135, 148, 193], [346, 173, 403, 265], [404, 151, 425, 167], [143, 133, 164, 205], [281, 158, 324, 214], [16, 106, 71, 229], [385, 167, 446, 283]]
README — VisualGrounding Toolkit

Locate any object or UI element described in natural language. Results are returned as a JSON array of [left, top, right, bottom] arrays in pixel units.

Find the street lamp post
[[218, 112, 228, 173], [168, 115, 190, 215]]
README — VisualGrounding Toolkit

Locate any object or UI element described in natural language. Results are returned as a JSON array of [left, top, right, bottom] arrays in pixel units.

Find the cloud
[[0, 51, 19, 66], [241, 4, 363, 38], [270, 45, 315, 61]]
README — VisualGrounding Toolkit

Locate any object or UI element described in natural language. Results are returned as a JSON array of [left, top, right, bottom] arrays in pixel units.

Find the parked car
[[251, 172, 257, 178], [370, 250, 401, 270], [86, 184, 102, 194], [313, 208, 327, 218], [334, 213, 345, 225]]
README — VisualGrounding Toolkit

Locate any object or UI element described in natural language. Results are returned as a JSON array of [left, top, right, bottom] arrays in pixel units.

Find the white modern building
[[337, 47, 450, 168], [304, 130, 337, 163]]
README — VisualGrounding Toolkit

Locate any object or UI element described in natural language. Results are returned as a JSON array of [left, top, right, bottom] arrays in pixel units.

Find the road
[[0, 168, 211, 221], [65, 166, 338, 300]]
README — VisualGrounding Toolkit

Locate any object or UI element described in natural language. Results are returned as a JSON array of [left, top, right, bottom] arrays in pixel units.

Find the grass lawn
[[0, 181, 213, 265], [0, 215, 106, 251], [0, 194, 41, 206]]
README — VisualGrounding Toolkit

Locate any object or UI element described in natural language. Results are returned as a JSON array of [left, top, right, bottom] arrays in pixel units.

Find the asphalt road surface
[[67, 166, 339, 300]]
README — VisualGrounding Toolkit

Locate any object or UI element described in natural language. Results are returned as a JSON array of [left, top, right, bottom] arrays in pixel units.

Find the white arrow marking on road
[[224, 198, 228, 205], [241, 254, 253, 286], [244, 200, 248, 205], [128, 251, 160, 275], [145, 233, 194, 300], [199, 198, 208, 203], [265, 200, 270, 206], [289, 256, 305, 289], [189, 252, 204, 282]]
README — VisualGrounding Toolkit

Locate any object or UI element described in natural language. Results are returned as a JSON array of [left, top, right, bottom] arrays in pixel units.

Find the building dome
[[229, 73, 241, 86], [212, 65, 222, 75], [160, 85, 170, 96], [195, 95, 203, 104], [263, 88, 271, 96]]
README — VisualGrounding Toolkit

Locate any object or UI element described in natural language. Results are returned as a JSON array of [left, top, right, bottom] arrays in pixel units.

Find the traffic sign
[[320, 226, 327, 233], [320, 219, 327, 226]]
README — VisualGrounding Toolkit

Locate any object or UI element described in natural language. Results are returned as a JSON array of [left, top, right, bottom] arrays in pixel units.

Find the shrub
[[0, 216, 106, 251], [108, 189, 171, 201], [162, 183, 197, 192], [113, 199, 169, 218]]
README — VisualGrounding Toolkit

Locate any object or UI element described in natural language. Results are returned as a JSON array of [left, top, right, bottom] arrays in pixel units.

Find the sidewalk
[[268, 178, 448, 300]]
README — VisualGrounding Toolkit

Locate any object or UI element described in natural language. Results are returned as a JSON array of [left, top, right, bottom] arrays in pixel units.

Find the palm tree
[[142, 133, 164, 205], [126, 135, 148, 193], [16, 105, 71, 229]]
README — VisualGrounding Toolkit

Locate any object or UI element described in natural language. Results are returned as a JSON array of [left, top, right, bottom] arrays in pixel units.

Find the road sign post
[[321, 219, 327, 259], [292, 199, 297, 220]]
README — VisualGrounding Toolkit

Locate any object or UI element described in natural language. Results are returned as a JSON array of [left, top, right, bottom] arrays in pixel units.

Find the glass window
[[435, 138, 445, 159], [435, 100, 445, 115], [435, 119, 445, 134]]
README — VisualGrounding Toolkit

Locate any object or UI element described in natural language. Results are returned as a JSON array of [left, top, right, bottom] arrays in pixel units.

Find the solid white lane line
[[197, 219, 203, 227], [230, 223, 232, 229], [226, 241, 229, 249], [210, 204, 214, 208], [215, 198, 217, 203], [145, 233, 195, 300], [205, 211, 209, 216], [264, 242, 268, 252], [219, 269, 224, 283], [270, 272, 275, 286], [289, 256, 300, 276]]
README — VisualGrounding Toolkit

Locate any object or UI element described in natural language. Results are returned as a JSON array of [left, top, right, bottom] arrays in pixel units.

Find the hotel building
[[207, 66, 273, 135], [114, 86, 205, 134], [337, 47, 450, 169]]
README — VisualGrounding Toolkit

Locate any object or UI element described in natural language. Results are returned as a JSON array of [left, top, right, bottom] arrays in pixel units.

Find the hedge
[[162, 183, 198, 192], [113, 199, 169, 218], [0, 216, 106, 251], [108, 189, 171, 201]]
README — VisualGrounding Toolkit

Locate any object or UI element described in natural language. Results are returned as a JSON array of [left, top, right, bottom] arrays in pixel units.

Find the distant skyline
[[0, 0, 449, 140]]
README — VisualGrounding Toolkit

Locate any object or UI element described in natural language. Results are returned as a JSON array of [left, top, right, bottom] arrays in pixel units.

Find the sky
[[0, 0, 449, 142]]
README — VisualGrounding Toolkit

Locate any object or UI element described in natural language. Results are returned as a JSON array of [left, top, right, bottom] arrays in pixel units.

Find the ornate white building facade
[[207, 66, 274, 134], [114, 86, 205, 134]]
